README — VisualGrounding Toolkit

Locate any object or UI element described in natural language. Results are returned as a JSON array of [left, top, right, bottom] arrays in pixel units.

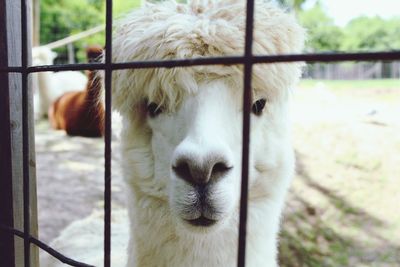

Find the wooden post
[[0, 1, 39, 266], [32, 0, 40, 46], [67, 43, 76, 64], [0, 1, 15, 264]]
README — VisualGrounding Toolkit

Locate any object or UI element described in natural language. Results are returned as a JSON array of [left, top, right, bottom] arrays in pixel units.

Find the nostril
[[211, 161, 232, 179], [212, 162, 231, 174], [172, 161, 192, 182]]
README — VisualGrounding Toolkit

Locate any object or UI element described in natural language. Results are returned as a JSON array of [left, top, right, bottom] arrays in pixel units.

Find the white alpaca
[[41, 1, 305, 266], [113, 1, 304, 266], [32, 47, 87, 119]]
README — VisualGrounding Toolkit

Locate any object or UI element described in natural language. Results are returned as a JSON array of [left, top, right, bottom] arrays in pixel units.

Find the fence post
[[0, 1, 15, 265], [0, 1, 39, 266], [67, 43, 76, 64], [32, 0, 40, 46]]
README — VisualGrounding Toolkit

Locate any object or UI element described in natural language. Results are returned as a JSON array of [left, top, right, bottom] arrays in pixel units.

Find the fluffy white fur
[[41, 1, 305, 266], [113, 1, 305, 266], [40, 209, 129, 267], [32, 47, 87, 119]]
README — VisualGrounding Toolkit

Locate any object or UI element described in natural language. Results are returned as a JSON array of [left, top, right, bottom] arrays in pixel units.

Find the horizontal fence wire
[[0, 226, 94, 267], [1, 51, 400, 74]]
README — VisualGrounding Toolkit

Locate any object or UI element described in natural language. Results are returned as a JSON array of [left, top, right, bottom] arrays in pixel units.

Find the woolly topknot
[[111, 0, 305, 117]]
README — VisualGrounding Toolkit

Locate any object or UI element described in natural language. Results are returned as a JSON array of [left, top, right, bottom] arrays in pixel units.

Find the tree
[[298, 4, 344, 51], [40, 0, 103, 45], [40, 0, 141, 62], [341, 16, 400, 51]]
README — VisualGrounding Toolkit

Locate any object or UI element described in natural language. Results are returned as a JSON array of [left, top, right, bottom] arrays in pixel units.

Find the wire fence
[[1, 0, 400, 267], [304, 61, 400, 80]]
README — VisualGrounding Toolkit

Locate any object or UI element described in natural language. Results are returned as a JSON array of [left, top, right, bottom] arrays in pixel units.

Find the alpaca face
[[111, 1, 305, 245], [144, 78, 289, 233]]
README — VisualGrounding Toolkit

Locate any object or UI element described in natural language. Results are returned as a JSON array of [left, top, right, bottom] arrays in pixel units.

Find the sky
[[304, 0, 400, 26]]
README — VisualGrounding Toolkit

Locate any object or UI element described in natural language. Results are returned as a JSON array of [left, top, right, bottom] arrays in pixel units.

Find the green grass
[[299, 79, 400, 90]]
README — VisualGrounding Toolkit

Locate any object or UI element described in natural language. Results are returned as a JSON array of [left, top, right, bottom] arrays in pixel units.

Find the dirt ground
[[281, 81, 400, 267], [35, 80, 400, 266], [35, 117, 125, 243]]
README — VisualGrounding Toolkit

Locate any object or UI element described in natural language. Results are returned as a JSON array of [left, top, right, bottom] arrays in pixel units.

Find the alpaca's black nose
[[172, 155, 232, 185]]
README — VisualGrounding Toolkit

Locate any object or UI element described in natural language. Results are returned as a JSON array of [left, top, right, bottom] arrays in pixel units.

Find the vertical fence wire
[[21, 0, 31, 266], [103, 0, 113, 266], [237, 0, 255, 266]]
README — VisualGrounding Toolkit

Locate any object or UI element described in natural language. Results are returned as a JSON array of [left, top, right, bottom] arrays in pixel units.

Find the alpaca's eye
[[147, 102, 163, 118], [252, 98, 266, 116]]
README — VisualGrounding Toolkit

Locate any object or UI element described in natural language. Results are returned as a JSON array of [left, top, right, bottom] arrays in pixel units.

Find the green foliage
[[341, 16, 400, 51], [298, 3, 400, 52], [40, 0, 141, 62], [298, 4, 344, 51], [276, 0, 309, 11], [113, 0, 142, 18], [39, 0, 400, 59], [40, 0, 103, 45], [87, 0, 103, 10]]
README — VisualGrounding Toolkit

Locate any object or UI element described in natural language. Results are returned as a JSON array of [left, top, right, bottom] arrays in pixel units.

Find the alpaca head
[[112, 0, 305, 234], [32, 46, 57, 66], [86, 44, 104, 63]]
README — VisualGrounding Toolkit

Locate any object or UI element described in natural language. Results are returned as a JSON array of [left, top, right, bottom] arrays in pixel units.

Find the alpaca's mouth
[[186, 216, 217, 227]]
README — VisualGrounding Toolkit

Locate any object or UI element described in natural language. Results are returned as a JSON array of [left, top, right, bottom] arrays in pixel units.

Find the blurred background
[[32, 0, 400, 266]]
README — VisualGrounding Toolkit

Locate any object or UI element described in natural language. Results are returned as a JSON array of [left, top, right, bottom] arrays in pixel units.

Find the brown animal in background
[[48, 45, 104, 137]]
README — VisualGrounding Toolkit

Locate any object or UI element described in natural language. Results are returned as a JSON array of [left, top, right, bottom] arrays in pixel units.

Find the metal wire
[[1, 51, 400, 74], [237, 0, 255, 266], [20, 0, 31, 266], [0, 225, 94, 267], [104, 0, 113, 266]]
